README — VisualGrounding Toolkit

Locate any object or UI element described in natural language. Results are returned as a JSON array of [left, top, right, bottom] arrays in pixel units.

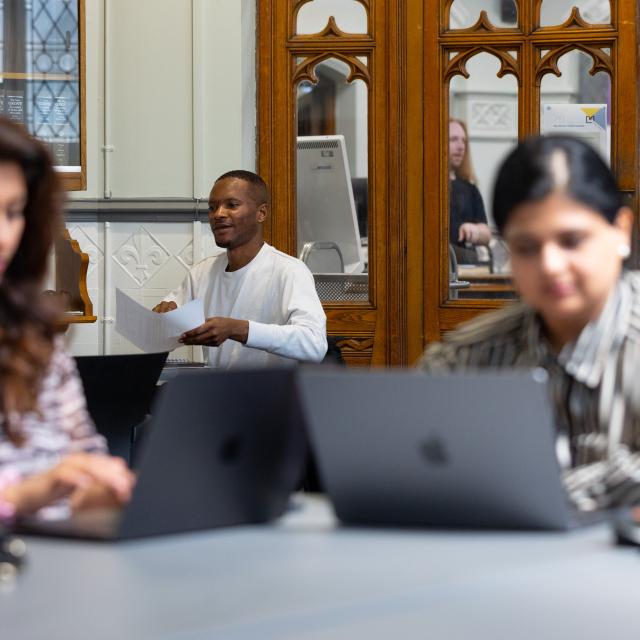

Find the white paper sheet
[[115, 288, 205, 353]]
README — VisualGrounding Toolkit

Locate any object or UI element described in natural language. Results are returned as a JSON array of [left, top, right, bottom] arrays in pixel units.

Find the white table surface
[[2, 495, 639, 640]]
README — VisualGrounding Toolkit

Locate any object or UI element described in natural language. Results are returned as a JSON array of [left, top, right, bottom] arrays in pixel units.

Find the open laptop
[[16, 368, 307, 540], [297, 367, 605, 530], [74, 352, 169, 463]]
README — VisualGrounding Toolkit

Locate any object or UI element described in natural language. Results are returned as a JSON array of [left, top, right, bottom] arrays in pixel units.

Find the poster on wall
[[541, 103, 609, 163]]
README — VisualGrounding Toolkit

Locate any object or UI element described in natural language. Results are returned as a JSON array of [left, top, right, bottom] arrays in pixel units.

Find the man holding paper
[[152, 170, 327, 368]]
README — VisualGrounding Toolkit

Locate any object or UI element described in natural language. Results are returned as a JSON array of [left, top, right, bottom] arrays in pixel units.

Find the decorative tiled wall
[[64, 216, 224, 359]]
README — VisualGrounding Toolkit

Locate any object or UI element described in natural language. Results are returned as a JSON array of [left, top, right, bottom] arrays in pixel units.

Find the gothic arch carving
[[293, 52, 370, 85], [534, 0, 615, 31], [292, 0, 371, 38], [535, 43, 613, 83], [445, 47, 520, 83]]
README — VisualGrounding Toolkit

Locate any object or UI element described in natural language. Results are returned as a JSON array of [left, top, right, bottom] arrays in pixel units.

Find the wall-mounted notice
[[35, 95, 71, 135], [541, 103, 609, 163], [4, 91, 25, 124]]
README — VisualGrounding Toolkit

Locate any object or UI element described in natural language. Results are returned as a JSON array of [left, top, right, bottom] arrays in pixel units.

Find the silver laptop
[[298, 368, 604, 530], [16, 369, 306, 540]]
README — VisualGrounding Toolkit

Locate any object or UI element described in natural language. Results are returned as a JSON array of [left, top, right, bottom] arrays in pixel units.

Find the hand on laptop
[[152, 301, 178, 313], [3, 453, 135, 516], [69, 475, 136, 513], [179, 317, 249, 347]]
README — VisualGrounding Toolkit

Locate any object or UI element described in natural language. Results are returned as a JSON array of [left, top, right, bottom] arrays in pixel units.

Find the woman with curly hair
[[0, 118, 133, 522]]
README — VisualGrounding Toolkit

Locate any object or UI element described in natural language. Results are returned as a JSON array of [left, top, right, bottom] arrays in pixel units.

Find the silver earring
[[618, 245, 631, 259]]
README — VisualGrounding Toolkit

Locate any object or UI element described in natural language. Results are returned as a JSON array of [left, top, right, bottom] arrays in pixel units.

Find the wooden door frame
[[412, 0, 639, 346], [256, 1, 639, 364], [256, 1, 409, 365]]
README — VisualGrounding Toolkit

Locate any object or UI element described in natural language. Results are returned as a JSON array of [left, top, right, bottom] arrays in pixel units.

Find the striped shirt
[[0, 338, 106, 482], [418, 270, 640, 510]]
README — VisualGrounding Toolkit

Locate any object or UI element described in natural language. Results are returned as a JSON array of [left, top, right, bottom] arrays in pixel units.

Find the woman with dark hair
[[420, 134, 640, 510], [449, 118, 492, 264], [0, 118, 133, 522]]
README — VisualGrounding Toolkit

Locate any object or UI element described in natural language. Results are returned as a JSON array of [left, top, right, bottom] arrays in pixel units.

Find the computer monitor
[[296, 135, 365, 274]]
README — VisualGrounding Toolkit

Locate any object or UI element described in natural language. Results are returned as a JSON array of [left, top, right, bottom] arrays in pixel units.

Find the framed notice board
[[1, 0, 85, 190]]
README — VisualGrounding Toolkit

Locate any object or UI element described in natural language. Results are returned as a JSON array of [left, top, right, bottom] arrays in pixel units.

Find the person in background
[[449, 118, 492, 264], [153, 170, 327, 368], [0, 118, 134, 523], [420, 134, 640, 511]]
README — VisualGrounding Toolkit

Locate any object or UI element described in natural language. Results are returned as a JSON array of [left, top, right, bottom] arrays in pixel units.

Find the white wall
[[64, 0, 256, 357], [72, 0, 255, 201], [108, 0, 192, 198]]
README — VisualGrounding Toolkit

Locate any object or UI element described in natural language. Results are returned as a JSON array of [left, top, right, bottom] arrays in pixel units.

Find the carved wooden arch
[[533, 0, 615, 31], [445, 47, 520, 84], [291, 0, 371, 38], [535, 43, 613, 84], [293, 52, 370, 86], [445, 7, 521, 34]]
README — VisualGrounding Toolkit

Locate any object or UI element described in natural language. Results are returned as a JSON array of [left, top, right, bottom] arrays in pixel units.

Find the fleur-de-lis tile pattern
[[113, 226, 171, 286]]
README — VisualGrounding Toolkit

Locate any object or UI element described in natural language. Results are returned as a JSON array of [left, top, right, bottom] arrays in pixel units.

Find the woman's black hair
[[492, 135, 625, 234]]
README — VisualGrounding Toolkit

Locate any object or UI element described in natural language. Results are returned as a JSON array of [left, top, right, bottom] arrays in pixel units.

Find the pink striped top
[[0, 338, 107, 482]]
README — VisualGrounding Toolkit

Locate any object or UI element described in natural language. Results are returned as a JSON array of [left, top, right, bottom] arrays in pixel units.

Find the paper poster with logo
[[541, 103, 609, 163]]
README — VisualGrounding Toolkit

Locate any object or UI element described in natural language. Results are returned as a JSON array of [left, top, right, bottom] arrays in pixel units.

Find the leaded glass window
[[0, 0, 81, 174]]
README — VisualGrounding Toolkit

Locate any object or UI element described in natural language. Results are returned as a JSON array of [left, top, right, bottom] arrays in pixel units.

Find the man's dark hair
[[492, 135, 625, 234], [215, 170, 269, 206]]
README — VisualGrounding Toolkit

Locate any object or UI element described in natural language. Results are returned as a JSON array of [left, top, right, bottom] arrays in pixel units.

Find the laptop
[[297, 367, 605, 530], [16, 368, 307, 540], [74, 352, 169, 463]]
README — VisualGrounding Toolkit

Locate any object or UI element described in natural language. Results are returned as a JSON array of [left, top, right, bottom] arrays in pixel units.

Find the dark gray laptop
[[74, 352, 169, 463], [298, 368, 604, 530], [17, 369, 306, 540]]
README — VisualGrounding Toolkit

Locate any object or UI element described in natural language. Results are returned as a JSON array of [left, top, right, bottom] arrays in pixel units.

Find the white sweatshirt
[[164, 243, 327, 368]]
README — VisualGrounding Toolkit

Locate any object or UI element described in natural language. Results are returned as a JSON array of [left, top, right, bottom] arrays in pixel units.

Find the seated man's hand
[[152, 301, 178, 313], [458, 222, 491, 246], [179, 317, 249, 347]]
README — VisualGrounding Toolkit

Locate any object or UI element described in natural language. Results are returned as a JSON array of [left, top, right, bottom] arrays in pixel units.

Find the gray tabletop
[[2, 496, 639, 640]]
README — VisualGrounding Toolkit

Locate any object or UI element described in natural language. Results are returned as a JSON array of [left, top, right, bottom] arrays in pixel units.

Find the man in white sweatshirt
[[152, 170, 327, 368]]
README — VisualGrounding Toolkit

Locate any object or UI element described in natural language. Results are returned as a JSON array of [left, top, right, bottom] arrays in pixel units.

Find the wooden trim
[[52, 0, 86, 192], [386, 0, 407, 364], [0, 72, 78, 81], [258, 0, 402, 366], [291, 0, 371, 38], [77, 0, 87, 191], [55, 228, 95, 321], [60, 174, 84, 190], [405, 0, 424, 364], [421, 0, 636, 345], [259, 0, 638, 359], [59, 315, 97, 325], [292, 53, 370, 84]]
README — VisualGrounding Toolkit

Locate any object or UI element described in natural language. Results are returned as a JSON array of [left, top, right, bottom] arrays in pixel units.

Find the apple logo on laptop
[[420, 434, 450, 466], [220, 434, 243, 464]]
